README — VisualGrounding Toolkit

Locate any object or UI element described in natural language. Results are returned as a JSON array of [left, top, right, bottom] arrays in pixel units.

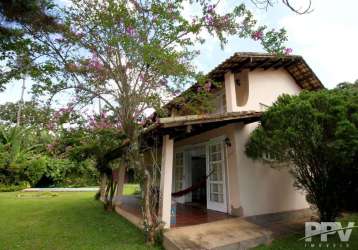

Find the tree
[[50, 114, 127, 210], [245, 84, 358, 221], [0, 126, 47, 186], [0, 101, 52, 128], [0, 0, 64, 90]]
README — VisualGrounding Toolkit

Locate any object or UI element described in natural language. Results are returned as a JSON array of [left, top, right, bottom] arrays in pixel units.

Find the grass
[[123, 184, 140, 196], [0, 185, 159, 250], [255, 213, 358, 250]]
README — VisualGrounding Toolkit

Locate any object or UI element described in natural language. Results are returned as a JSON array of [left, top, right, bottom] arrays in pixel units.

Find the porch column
[[115, 166, 126, 205], [159, 135, 174, 229], [224, 71, 238, 112]]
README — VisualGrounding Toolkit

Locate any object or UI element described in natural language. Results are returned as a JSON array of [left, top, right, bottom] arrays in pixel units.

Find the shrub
[[0, 182, 29, 192], [246, 85, 358, 221]]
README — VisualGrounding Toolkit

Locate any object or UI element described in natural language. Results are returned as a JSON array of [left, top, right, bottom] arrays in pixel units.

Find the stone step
[[163, 217, 272, 250]]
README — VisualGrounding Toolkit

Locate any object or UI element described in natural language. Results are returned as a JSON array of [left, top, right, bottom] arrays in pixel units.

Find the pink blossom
[[47, 144, 54, 151], [221, 15, 230, 25], [207, 5, 215, 13], [89, 55, 104, 71], [204, 15, 214, 26], [126, 27, 135, 37], [251, 31, 263, 41], [284, 47, 293, 55], [139, 73, 145, 82], [74, 31, 84, 38], [204, 81, 212, 92]]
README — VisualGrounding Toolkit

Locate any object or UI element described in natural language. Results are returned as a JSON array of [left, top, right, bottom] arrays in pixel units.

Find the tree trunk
[[143, 167, 156, 244], [16, 77, 26, 126], [99, 173, 107, 202]]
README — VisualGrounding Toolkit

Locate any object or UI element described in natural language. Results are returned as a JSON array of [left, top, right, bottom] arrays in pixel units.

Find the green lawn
[[0, 185, 159, 250], [123, 184, 140, 196], [255, 213, 358, 250]]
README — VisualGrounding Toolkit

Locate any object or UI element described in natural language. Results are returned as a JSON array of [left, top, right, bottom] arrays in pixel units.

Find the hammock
[[171, 170, 215, 198]]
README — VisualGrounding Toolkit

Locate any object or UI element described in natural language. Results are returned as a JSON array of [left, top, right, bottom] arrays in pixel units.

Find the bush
[[0, 182, 29, 192], [246, 85, 358, 221]]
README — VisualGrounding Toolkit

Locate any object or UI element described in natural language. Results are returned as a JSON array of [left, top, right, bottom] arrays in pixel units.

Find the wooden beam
[[263, 59, 284, 70], [250, 58, 271, 71], [230, 58, 251, 73], [281, 59, 297, 69], [294, 73, 314, 83]]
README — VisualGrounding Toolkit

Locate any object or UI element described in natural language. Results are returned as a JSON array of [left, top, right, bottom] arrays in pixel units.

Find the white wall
[[246, 68, 302, 110], [234, 123, 309, 217], [225, 68, 302, 112], [230, 69, 308, 216]]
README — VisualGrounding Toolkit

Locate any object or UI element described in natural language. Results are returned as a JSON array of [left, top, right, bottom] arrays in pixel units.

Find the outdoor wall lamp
[[224, 137, 232, 147]]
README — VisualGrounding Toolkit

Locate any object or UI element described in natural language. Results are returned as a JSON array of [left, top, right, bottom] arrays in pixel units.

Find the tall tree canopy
[[245, 83, 358, 221]]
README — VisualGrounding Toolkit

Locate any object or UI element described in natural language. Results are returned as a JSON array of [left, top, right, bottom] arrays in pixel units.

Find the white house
[[114, 52, 323, 231]]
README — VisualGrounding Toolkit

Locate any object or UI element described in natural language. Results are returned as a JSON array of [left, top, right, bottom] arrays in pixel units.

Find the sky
[[1, 0, 357, 105]]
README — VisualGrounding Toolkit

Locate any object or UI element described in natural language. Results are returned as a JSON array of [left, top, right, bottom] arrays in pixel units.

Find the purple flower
[[251, 31, 263, 41], [207, 5, 215, 13], [204, 81, 212, 92], [126, 26, 135, 37], [204, 15, 214, 26], [221, 15, 230, 25], [89, 55, 104, 71], [159, 78, 168, 86], [284, 47, 293, 55], [74, 32, 84, 38]]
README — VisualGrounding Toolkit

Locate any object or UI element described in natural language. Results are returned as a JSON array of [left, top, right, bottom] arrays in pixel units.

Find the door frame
[[173, 137, 229, 213], [173, 143, 206, 204], [206, 136, 229, 213]]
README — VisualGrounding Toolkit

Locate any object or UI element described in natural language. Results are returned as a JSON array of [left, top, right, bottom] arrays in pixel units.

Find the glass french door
[[206, 139, 227, 212], [173, 151, 185, 203]]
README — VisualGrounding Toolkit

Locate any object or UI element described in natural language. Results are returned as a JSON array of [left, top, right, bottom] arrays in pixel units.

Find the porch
[[113, 111, 263, 229], [115, 195, 231, 228]]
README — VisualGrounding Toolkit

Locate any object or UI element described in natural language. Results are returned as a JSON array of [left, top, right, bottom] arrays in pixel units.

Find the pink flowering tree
[[24, 0, 300, 243]]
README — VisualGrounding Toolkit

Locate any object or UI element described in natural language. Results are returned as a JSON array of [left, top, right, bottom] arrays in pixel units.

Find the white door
[[206, 139, 228, 212], [173, 151, 185, 203]]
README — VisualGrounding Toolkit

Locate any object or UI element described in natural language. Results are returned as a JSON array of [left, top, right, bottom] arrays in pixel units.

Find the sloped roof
[[164, 52, 323, 112], [207, 52, 323, 90], [143, 111, 262, 141], [159, 111, 262, 128]]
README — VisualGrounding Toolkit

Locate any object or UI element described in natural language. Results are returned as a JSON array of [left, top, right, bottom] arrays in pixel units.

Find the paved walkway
[[23, 187, 99, 192]]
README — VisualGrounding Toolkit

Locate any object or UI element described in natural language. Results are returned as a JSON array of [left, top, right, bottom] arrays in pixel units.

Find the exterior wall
[[174, 124, 240, 215], [234, 122, 309, 217], [245, 68, 301, 110], [173, 121, 309, 217], [173, 68, 308, 216], [225, 68, 302, 112]]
